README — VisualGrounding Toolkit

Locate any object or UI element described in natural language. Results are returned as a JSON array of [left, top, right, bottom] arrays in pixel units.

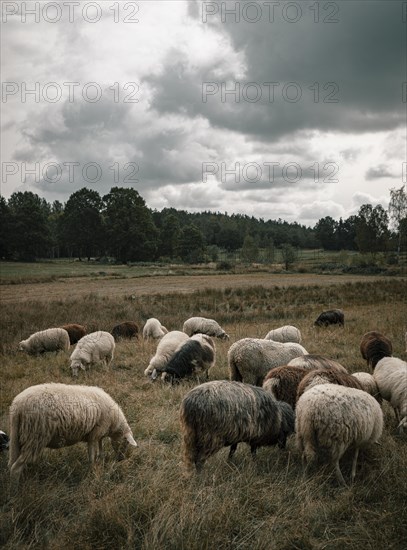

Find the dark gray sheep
[[314, 309, 344, 327], [180, 380, 295, 474], [161, 334, 215, 383]]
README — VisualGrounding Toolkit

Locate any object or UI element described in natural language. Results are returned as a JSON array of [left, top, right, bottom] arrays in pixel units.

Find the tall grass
[[1, 277, 406, 549]]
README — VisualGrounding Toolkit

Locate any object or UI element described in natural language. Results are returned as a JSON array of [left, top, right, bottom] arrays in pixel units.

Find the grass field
[[1, 273, 406, 549]]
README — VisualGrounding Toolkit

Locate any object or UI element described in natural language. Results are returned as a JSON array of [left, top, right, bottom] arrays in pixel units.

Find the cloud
[[365, 164, 397, 180]]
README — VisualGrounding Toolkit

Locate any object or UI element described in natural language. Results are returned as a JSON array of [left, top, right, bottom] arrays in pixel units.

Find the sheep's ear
[[125, 433, 138, 447], [80, 363, 86, 371]]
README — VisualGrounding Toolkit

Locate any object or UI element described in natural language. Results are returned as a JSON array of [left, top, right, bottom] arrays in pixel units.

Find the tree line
[[0, 186, 405, 263]]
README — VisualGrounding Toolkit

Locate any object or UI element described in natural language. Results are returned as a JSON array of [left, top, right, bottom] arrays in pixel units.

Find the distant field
[[0, 269, 401, 303]]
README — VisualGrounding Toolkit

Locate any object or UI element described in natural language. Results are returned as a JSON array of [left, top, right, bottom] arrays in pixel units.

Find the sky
[[1, 0, 406, 226]]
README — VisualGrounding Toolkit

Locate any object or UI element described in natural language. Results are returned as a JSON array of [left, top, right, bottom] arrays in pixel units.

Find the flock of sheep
[[3, 310, 407, 489]]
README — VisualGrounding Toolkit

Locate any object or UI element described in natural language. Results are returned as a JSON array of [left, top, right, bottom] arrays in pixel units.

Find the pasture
[[1, 272, 406, 549]]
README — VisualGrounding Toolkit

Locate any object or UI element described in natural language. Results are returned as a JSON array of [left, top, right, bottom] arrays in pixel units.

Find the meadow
[[0, 270, 406, 549]]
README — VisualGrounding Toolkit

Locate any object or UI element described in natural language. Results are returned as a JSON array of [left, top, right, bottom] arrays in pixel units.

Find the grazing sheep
[[228, 338, 308, 386], [296, 385, 383, 486], [8, 383, 137, 482], [296, 368, 364, 401], [351, 372, 382, 403], [60, 324, 87, 345], [161, 334, 216, 383], [360, 331, 393, 370], [373, 357, 407, 433], [142, 318, 168, 340], [183, 317, 229, 340], [111, 321, 139, 341], [70, 331, 115, 376], [180, 380, 295, 473], [19, 328, 70, 355], [288, 354, 347, 373], [144, 330, 189, 377], [0, 430, 9, 452], [263, 365, 311, 409], [264, 325, 302, 344], [314, 309, 344, 327]]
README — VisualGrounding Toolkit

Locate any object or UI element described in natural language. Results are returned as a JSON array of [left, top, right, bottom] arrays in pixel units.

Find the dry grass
[[1, 276, 407, 549]]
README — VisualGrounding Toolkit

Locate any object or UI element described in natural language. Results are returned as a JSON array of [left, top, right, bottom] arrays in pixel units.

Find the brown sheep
[[263, 365, 311, 409], [60, 324, 87, 345], [314, 309, 344, 327], [359, 331, 393, 370], [288, 354, 347, 373], [296, 368, 364, 402], [111, 321, 139, 341]]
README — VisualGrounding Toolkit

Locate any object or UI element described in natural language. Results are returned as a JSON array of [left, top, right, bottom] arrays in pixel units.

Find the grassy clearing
[[0, 277, 406, 549]]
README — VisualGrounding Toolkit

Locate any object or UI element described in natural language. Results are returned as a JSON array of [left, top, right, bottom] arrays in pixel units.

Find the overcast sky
[[1, 0, 406, 226]]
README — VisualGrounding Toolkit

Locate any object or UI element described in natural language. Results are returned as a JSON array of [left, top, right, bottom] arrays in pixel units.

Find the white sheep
[[183, 317, 229, 340], [228, 338, 308, 386], [351, 372, 382, 403], [142, 318, 168, 340], [144, 330, 189, 377], [70, 331, 115, 376], [373, 357, 407, 433], [264, 325, 302, 344], [296, 385, 383, 486], [19, 328, 70, 355], [8, 383, 137, 482]]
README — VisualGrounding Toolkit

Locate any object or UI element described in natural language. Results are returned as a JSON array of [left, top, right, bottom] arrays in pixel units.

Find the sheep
[[264, 325, 302, 344], [60, 324, 87, 345], [180, 380, 295, 474], [144, 330, 189, 378], [228, 338, 308, 386], [19, 328, 70, 355], [8, 383, 137, 482], [160, 334, 216, 383], [296, 368, 364, 401], [111, 321, 139, 341], [296, 385, 383, 486], [288, 354, 347, 373], [0, 430, 9, 452], [314, 309, 344, 327], [262, 366, 311, 409], [373, 357, 407, 433], [183, 317, 229, 340], [360, 331, 393, 370], [351, 372, 382, 403], [70, 331, 115, 376], [142, 318, 168, 340]]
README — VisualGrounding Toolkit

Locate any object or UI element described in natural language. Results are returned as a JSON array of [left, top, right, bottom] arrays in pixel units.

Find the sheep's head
[[18, 340, 28, 352], [220, 332, 230, 341], [70, 360, 85, 377], [111, 431, 138, 460]]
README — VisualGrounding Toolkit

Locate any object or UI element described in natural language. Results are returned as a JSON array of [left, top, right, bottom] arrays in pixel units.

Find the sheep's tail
[[8, 409, 21, 468], [228, 355, 242, 382]]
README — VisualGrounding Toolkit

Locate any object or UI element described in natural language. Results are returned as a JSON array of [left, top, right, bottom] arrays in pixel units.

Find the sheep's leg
[[250, 445, 257, 459], [333, 458, 347, 486], [87, 440, 99, 465], [350, 448, 359, 483], [10, 455, 26, 484], [394, 407, 400, 424]]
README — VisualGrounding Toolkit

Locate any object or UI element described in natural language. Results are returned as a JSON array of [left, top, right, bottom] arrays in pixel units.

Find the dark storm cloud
[[150, 1, 404, 139]]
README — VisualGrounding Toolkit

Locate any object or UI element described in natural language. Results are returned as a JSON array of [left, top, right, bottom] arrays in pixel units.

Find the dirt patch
[[0, 272, 391, 303]]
